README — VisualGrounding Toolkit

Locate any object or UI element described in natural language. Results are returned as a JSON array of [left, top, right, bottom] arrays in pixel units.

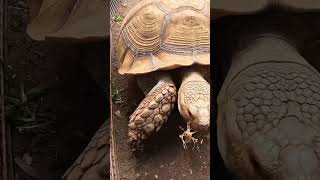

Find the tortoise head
[[178, 71, 210, 131]]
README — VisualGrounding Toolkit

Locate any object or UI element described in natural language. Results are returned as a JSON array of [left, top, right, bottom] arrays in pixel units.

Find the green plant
[[111, 86, 125, 104], [114, 14, 124, 23], [5, 80, 50, 128]]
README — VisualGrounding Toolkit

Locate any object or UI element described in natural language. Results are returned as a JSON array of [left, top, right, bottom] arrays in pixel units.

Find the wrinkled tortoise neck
[[137, 72, 173, 95], [180, 69, 206, 85], [231, 33, 308, 69]]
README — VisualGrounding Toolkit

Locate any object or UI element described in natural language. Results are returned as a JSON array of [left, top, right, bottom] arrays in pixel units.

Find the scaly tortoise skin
[[213, 1, 320, 179], [217, 33, 320, 179], [27, 0, 108, 41], [62, 121, 110, 180], [116, 0, 210, 150]]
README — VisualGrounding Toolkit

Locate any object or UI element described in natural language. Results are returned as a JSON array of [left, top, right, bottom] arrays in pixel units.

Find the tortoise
[[27, 0, 108, 42], [214, 1, 320, 179], [116, 0, 211, 150]]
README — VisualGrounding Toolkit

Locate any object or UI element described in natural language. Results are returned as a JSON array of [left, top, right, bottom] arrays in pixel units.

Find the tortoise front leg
[[217, 34, 320, 180], [128, 73, 177, 151]]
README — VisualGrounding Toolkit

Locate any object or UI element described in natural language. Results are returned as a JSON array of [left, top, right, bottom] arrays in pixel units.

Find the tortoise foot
[[218, 62, 320, 180], [62, 121, 109, 180], [128, 78, 176, 151]]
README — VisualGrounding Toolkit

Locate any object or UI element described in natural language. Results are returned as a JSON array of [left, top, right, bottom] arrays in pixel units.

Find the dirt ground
[[7, 0, 109, 179]]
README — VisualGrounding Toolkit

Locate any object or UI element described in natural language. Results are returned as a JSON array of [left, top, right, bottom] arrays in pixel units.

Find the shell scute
[[118, 0, 210, 75]]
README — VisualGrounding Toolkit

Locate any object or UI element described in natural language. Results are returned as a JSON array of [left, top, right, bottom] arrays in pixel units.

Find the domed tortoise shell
[[117, 0, 210, 75]]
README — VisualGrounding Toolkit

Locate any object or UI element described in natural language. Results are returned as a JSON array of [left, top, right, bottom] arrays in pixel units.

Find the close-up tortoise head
[[116, 0, 210, 150]]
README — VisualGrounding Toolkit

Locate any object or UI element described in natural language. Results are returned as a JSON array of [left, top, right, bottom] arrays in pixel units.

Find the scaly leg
[[62, 121, 109, 180], [128, 73, 177, 151]]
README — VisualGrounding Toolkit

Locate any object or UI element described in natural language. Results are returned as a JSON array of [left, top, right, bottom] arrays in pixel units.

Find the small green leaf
[[5, 96, 21, 105], [112, 88, 125, 104], [17, 118, 34, 123], [114, 15, 124, 23]]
